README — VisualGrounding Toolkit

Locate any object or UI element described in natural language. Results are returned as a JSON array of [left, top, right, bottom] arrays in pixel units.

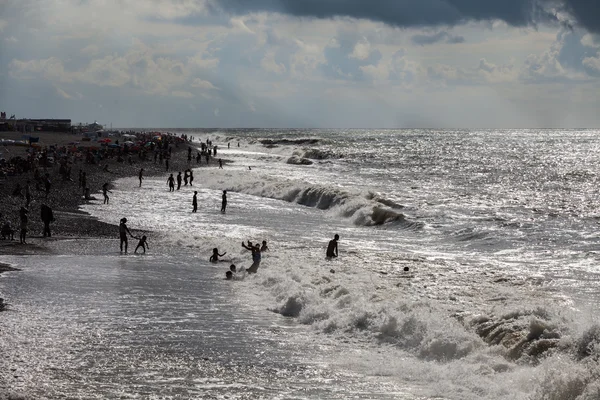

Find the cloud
[[212, 1, 564, 29], [0, 19, 6, 32], [171, 90, 195, 98], [520, 28, 599, 82], [411, 31, 465, 46], [4, 36, 18, 43], [9, 40, 221, 97]]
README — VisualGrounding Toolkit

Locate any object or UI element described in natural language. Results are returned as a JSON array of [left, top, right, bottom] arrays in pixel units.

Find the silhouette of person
[[167, 174, 175, 191], [210, 248, 226, 263], [40, 204, 54, 238], [192, 191, 198, 213], [102, 182, 112, 204], [242, 242, 261, 273], [189, 169, 194, 186], [138, 168, 144, 187], [177, 172, 182, 190], [326, 234, 339, 259], [221, 190, 227, 213], [19, 207, 28, 244], [119, 218, 135, 253], [218, 159, 223, 169], [134, 235, 149, 254]]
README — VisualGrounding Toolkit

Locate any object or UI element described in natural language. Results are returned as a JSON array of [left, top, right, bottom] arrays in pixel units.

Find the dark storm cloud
[[411, 31, 465, 46], [210, 0, 600, 33]]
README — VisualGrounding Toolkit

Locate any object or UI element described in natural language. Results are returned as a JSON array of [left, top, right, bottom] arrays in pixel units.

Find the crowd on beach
[[0, 130, 200, 244]]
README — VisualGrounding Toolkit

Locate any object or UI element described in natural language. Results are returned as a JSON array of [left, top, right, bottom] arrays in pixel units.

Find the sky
[[0, 0, 599, 128]]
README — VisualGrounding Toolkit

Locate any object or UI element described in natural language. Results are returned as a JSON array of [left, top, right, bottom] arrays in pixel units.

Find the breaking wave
[[220, 176, 415, 227]]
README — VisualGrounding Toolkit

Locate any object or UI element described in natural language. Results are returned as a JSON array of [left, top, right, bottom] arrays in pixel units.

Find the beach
[[0, 130, 204, 256]]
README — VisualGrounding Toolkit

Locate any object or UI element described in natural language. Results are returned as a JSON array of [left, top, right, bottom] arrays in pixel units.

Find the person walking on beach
[[192, 191, 198, 213], [19, 207, 28, 244], [119, 218, 135, 253], [242, 241, 261, 273], [138, 168, 144, 187], [218, 159, 223, 169], [221, 190, 227, 213], [210, 247, 227, 263], [189, 169, 194, 186], [134, 235, 149, 254], [102, 183, 112, 204], [40, 204, 54, 238], [326, 234, 339, 259], [184, 170, 189, 186], [167, 174, 175, 192], [177, 172, 182, 190]]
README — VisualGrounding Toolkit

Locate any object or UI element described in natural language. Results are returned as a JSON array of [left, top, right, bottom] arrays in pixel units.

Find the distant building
[[0, 118, 72, 132]]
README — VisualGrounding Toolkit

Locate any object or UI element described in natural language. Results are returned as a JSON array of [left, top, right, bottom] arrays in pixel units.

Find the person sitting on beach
[[119, 218, 135, 253], [242, 242, 261, 273], [102, 183, 112, 205], [326, 234, 339, 259], [210, 248, 227, 263], [134, 235, 149, 254]]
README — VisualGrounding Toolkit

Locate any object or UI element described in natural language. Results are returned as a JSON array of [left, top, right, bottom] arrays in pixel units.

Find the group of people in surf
[[210, 239, 269, 279]]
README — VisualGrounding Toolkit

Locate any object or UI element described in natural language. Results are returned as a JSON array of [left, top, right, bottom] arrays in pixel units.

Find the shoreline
[[0, 131, 213, 257]]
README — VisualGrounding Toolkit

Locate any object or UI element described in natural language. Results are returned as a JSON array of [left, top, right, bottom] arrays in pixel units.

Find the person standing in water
[[134, 235, 149, 254], [221, 190, 227, 213], [326, 234, 339, 259], [177, 172, 182, 190], [138, 168, 144, 187], [102, 182, 112, 204], [192, 191, 198, 213], [167, 174, 175, 192], [242, 242, 261, 273], [119, 218, 135, 253]]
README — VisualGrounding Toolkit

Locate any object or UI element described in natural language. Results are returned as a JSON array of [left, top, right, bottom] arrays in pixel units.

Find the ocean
[[2, 128, 600, 399]]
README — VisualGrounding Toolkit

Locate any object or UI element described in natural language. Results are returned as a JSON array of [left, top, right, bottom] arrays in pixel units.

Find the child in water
[[210, 248, 226, 262], [134, 235, 149, 254]]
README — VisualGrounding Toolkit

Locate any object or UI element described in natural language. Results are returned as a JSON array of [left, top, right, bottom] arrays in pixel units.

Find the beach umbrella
[[124, 141, 134, 145]]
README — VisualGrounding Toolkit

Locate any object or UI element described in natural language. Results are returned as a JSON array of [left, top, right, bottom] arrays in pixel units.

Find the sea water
[[2, 128, 600, 399]]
